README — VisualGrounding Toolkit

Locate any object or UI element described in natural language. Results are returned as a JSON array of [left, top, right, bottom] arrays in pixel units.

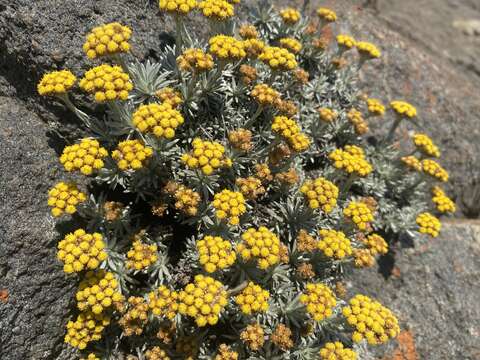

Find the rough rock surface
[[0, 0, 479, 359]]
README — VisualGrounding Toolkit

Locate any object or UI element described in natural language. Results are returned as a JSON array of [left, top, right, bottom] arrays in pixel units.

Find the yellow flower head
[[38, 70, 76, 96], [177, 48, 215, 72], [319, 342, 357, 360], [215, 344, 239, 360], [177, 274, 228, 327], [199, 0, 234, 20], [416, 212, 441, 237], [164, 181, 201, 216], [431, 186, 456, 213], [197, 235, 236, 273], [48, 182, 87, 217], [118, 296, 149, 336], [353, 248, 375, 268], [300, 283, 337, 321], [318, 107, 338, 123], [363, 233, 388, 255], [271, 115, 300, 138], [421, 159, 449, 182], [342, 294, 400, 345], [271, 324, 294, 351], [159, 0, 197, 14], [401, 155, 422, 172], [329, 145, 373, 177], [317, 7, 337, 22], [318, 229, 353, 259], [132, 102, 184, 139], [366, 98, 385, 116], [236, 177, 265, 200], [337, 34, 357, 49], [296, 230, 318, 253], [356, 41, 381, 58], [59, 138, 108, 175], [81, 354, 100, 360], [259, 46, 297, 71], [347, 108, 369, 135], [413, 133, 440, 157], [75, 270, 123, 314], [181, 138, 232, 175], [279, 37, 302, 54], [277, 99, 299, 117], [83, 23, 132, 59], [57, 229, 107, 273], [343, 201, 375, 231], [240, 323, 265, 351], [155, 87, 183, 108], [300, 177, 339, 213], [239, 24, 258, 39], [212, 189, 246, 225], [251, 84, 281, 106], [65, 311, 110, 350], [145, 346, 171, 360], [237, 226, 280, 269], [209, 35, 246, 61], [235, 282, 270, 314], [228, 128, 253, 152], [126, 239, 158, 271], [243, 38, 266, 58], [390, 100, 417, 118], [239, 64, 257, 85], [280, 8, 301, 24], [148, 285, 179, 320], [79, 64, 133, 102], [112, 139, 154, 171]]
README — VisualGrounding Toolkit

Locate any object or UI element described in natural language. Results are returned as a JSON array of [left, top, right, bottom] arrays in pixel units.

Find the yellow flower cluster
[[344, 201, 375, 231], [48, 182, 87, 217], [342, 294, 400, 344], [79, 64, 133, 102], [181, 138, 232, 175], [237, 227, 280, 269], [215, 344, 238, 360], [82, 354, 100, 360], [251, 83, 281, 106], [132, 102, 184, 139], [240, 323, 265, 351], [209, 35, 246, 60], [239, 24, 258, 39], [275, 168, 299, 186], [228, 128, 253, 152], [65, 311, 110, 349], [112, 139, 154, 171], [317, 7, 337, 22], [317, 229, 353, 259], [329, 145, 373, 177], [366, 98, 385, 116], [271, 115, 299, 138], [416, 212, 441, 237], [288, 133, 311, 152], [235, 282, 270, 314], [82, 23, 132, 59], [279, 38, 302, 54], [236, 177, 265, 200], [356, 41, 381, 58], [255, 163, 273, 183], [177, 48, 214, 72], [337, 34, 356, 49], [119, 296, 149, 336], [353, 249, 375, 268], [297, 229, 318, 252], [422, 159, 449, 182], [160, 0, 197, 14], [60, 138, 108, 175], [126, 240, 158, 270], [271, 324, 294, 351], [401, 155, 422, 171], [278, 99, 299, 117], [197, 235, 236, 273], [319, 342, 357, 360], [37, 70, 76, 96], [145, 346, 171, 360], [148, 285, 179, 320], [239, 64, 257, 84], [280, 8, 301, 24], [318, 107, 338, 123], [57, 229, 107, 273], [259, 46, 297, 71], [432, 186, 456, 213], [300, 283, 337, 321], [155, 87, 183, 108], [300, 177, 339, 213], [390, 100, 417, 118], [212, 189, 246, 225], [243, 38, 266, 58], [198, 0, 234, 20], [413, 133, 440, 157], [165, 182, 201, 216], [178, 275, 228, 327], [76, 270, 123, 314], [347, 108, 369, 135], [363, 233, 388, 255]]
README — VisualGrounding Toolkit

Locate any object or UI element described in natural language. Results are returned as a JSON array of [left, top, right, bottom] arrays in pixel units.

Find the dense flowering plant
[[39, 1, 454, 359]]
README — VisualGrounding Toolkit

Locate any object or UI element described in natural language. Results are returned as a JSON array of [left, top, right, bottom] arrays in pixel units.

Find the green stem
[[384, 116, 402, 144], [58, 93, 91, 127], [226, 280, 248, 296], [245, 104, 264, 128], [341, 173, 357, 199], [174, 16, 183, 58]]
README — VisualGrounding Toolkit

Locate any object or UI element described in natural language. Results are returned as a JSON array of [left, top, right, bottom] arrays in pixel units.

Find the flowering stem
[[226, 280, 248, 296], [245, 105, 264, 128], [57, 93, 91, 127], [112, 54, 130, 75], [384, 116, 402, 144], [174, 16, 183, 58], [340, 173, 357, 199]]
